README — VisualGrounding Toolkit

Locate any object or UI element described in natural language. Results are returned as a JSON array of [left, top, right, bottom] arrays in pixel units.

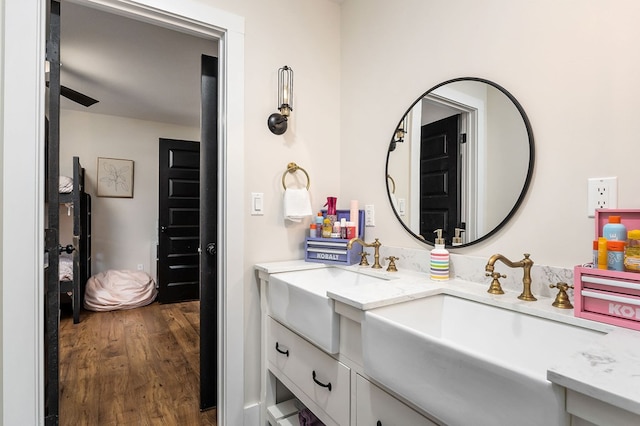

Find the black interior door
[[157, 138, 200, 303], [45, 1, 61, 424], [199, 54, 218, 412], [419, 114, 461, 244]]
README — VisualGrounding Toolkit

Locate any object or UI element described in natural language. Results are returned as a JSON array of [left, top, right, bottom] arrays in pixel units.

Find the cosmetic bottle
[[322, 217, 332, 238], [325, 197, 338, 227], [315, 212, 324, 237], [340, 218, 347, 239], [350, 200, 359, 237], [592, 240, 599, 267], [309, 224, 317, 238], [331, 221, 341, 238], [603, 215, 627, 241], [597, 237, 608, 270], [607, 240, 625, 271], [430, 229, 449, 281], [624, 229, 640, 272], [346, 221, 356, 239]]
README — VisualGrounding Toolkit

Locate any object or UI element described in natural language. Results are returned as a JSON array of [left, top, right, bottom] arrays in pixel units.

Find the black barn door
[[199, 54, 218, 411], [157, 138, 200, 303], [419, 114, 461, 244]]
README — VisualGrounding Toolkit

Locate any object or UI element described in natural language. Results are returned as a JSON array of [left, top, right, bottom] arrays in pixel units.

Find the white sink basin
[[269, 267, 388, 353], [362, 294, 604, 426]]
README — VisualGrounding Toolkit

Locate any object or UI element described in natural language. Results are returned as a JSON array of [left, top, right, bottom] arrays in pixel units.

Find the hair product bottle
[[603, 215, 627, 241]]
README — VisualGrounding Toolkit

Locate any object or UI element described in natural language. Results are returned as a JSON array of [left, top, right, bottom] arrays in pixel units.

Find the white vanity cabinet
[[356, 375, 438, 426], [267, 317, 350, 426], [257, 263, 438, 426]]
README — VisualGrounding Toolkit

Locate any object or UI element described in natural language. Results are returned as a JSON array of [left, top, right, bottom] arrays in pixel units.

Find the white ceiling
[[58, 2, 218, 127]]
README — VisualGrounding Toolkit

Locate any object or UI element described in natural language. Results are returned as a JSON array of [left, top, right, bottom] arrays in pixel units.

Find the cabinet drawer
[[267, 317, 350, 426], [356, 375, 438, 426]]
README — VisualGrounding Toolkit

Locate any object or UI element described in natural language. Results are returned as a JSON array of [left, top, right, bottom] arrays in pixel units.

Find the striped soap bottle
[[430, 229, 449, 281]]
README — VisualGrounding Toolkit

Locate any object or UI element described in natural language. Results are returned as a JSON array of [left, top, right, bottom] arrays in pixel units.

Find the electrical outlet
[[365, 204, 375, 226], [587, 177, 617, 217]]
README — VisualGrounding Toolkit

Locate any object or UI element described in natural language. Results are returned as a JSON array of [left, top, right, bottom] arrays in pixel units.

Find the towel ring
[[387, 174, 396, 194], [282, 162, 310, 190]]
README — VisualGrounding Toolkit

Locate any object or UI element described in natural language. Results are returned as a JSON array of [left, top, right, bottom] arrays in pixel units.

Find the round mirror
[[386, 77, 534, 247]]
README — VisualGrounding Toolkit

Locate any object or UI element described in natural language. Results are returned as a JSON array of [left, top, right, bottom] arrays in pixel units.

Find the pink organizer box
[[574, 266, 640, 331], [572, 209, 640, 330]]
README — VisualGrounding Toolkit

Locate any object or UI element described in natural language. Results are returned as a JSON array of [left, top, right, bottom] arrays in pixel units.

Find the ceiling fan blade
[[60, 85, 99, 107]]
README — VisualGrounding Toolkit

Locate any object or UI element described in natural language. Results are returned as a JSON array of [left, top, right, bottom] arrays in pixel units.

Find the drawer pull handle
[[312, 370, 332, 391], [275, 342, 289, 357]]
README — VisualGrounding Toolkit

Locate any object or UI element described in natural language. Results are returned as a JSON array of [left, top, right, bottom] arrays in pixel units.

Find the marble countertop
[[255, 259, 640, 416]]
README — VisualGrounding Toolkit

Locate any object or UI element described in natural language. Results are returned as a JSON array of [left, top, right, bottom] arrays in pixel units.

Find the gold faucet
[[485, 253, 536, 301], [347, 238, 382, 269]]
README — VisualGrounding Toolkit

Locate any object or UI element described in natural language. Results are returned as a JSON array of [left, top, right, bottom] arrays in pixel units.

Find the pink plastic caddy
[[573, 209, 640, 331]]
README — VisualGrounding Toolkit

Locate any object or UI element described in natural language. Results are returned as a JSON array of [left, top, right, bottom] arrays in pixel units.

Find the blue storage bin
[[305, 209, 365, 266]]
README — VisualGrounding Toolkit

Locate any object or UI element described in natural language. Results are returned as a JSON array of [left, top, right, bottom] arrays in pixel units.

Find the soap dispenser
[[452, 228, 464, 247], [430, 229, 450, 281]]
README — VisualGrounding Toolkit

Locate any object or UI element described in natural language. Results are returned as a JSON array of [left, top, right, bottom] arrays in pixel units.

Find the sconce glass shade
[[268, 65, 294, 135], [394, 116, 408, 143]]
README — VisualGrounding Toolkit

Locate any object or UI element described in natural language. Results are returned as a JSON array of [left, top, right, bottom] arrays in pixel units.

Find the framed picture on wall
[[97, 157, 134, 198]]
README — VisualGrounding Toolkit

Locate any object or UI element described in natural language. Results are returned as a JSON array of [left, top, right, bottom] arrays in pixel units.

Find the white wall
[[59, 109, 200, 277], [204, 0, 342, 408], [341, 0, 640, 269], [0, 0, 4, 420]]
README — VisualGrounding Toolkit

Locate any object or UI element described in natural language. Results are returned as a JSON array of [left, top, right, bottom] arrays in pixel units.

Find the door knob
[[206, 243, 216, 256], [160, 225, 168, 233]]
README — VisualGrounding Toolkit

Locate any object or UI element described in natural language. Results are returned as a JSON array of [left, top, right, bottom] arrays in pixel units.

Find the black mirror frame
[[385, 77, 535, 248]]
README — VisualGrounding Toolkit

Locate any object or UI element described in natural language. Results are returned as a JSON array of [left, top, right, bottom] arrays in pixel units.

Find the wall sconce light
[[268, 65, 294, 135], [389, 116, 408, 152], [395, 116, 408, 143]]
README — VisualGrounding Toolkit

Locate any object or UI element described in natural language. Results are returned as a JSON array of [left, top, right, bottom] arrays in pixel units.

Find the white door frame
[[1, 1, 245, 424]]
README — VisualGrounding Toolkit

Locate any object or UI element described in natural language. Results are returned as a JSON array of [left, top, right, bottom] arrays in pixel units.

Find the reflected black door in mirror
[[420, 114, 461, 243]]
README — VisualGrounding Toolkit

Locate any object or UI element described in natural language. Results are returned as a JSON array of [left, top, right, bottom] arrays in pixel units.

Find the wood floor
[[59, 300, 217, 425]]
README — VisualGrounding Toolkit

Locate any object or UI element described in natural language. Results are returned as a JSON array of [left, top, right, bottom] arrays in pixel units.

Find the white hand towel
[[284, 188, 312, 222]]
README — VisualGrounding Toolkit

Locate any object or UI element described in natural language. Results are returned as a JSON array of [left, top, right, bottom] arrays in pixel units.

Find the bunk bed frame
[[59, 156, 92, 324]]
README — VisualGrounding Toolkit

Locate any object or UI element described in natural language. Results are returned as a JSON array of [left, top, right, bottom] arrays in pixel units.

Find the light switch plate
[[251, 192, 264, 215], [365, 204, 375, 226]]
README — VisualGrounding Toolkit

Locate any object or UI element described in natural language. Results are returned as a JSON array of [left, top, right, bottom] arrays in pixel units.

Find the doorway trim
[[1, 0, 245, 424]]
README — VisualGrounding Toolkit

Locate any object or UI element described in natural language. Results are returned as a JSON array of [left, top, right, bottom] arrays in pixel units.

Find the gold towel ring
[[282, 162, 310, 190], [387, 174, 396, 194]]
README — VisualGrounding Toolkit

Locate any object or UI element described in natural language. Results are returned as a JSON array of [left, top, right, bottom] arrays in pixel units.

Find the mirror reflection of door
[[419, 114, 461, 244]]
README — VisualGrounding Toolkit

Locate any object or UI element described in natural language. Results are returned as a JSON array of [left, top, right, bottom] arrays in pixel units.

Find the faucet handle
[[549, 282, 574, 309], [358, 251, 370, 266], [486, 271, 506, 295], [386, 256, 398, 272]]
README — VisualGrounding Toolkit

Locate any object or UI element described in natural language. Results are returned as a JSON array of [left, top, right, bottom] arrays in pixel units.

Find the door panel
[[45, 1, 61, 424], [419, 114, 461, 244], [199, 54, 218, 411], [158, 138, 200, 303]]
